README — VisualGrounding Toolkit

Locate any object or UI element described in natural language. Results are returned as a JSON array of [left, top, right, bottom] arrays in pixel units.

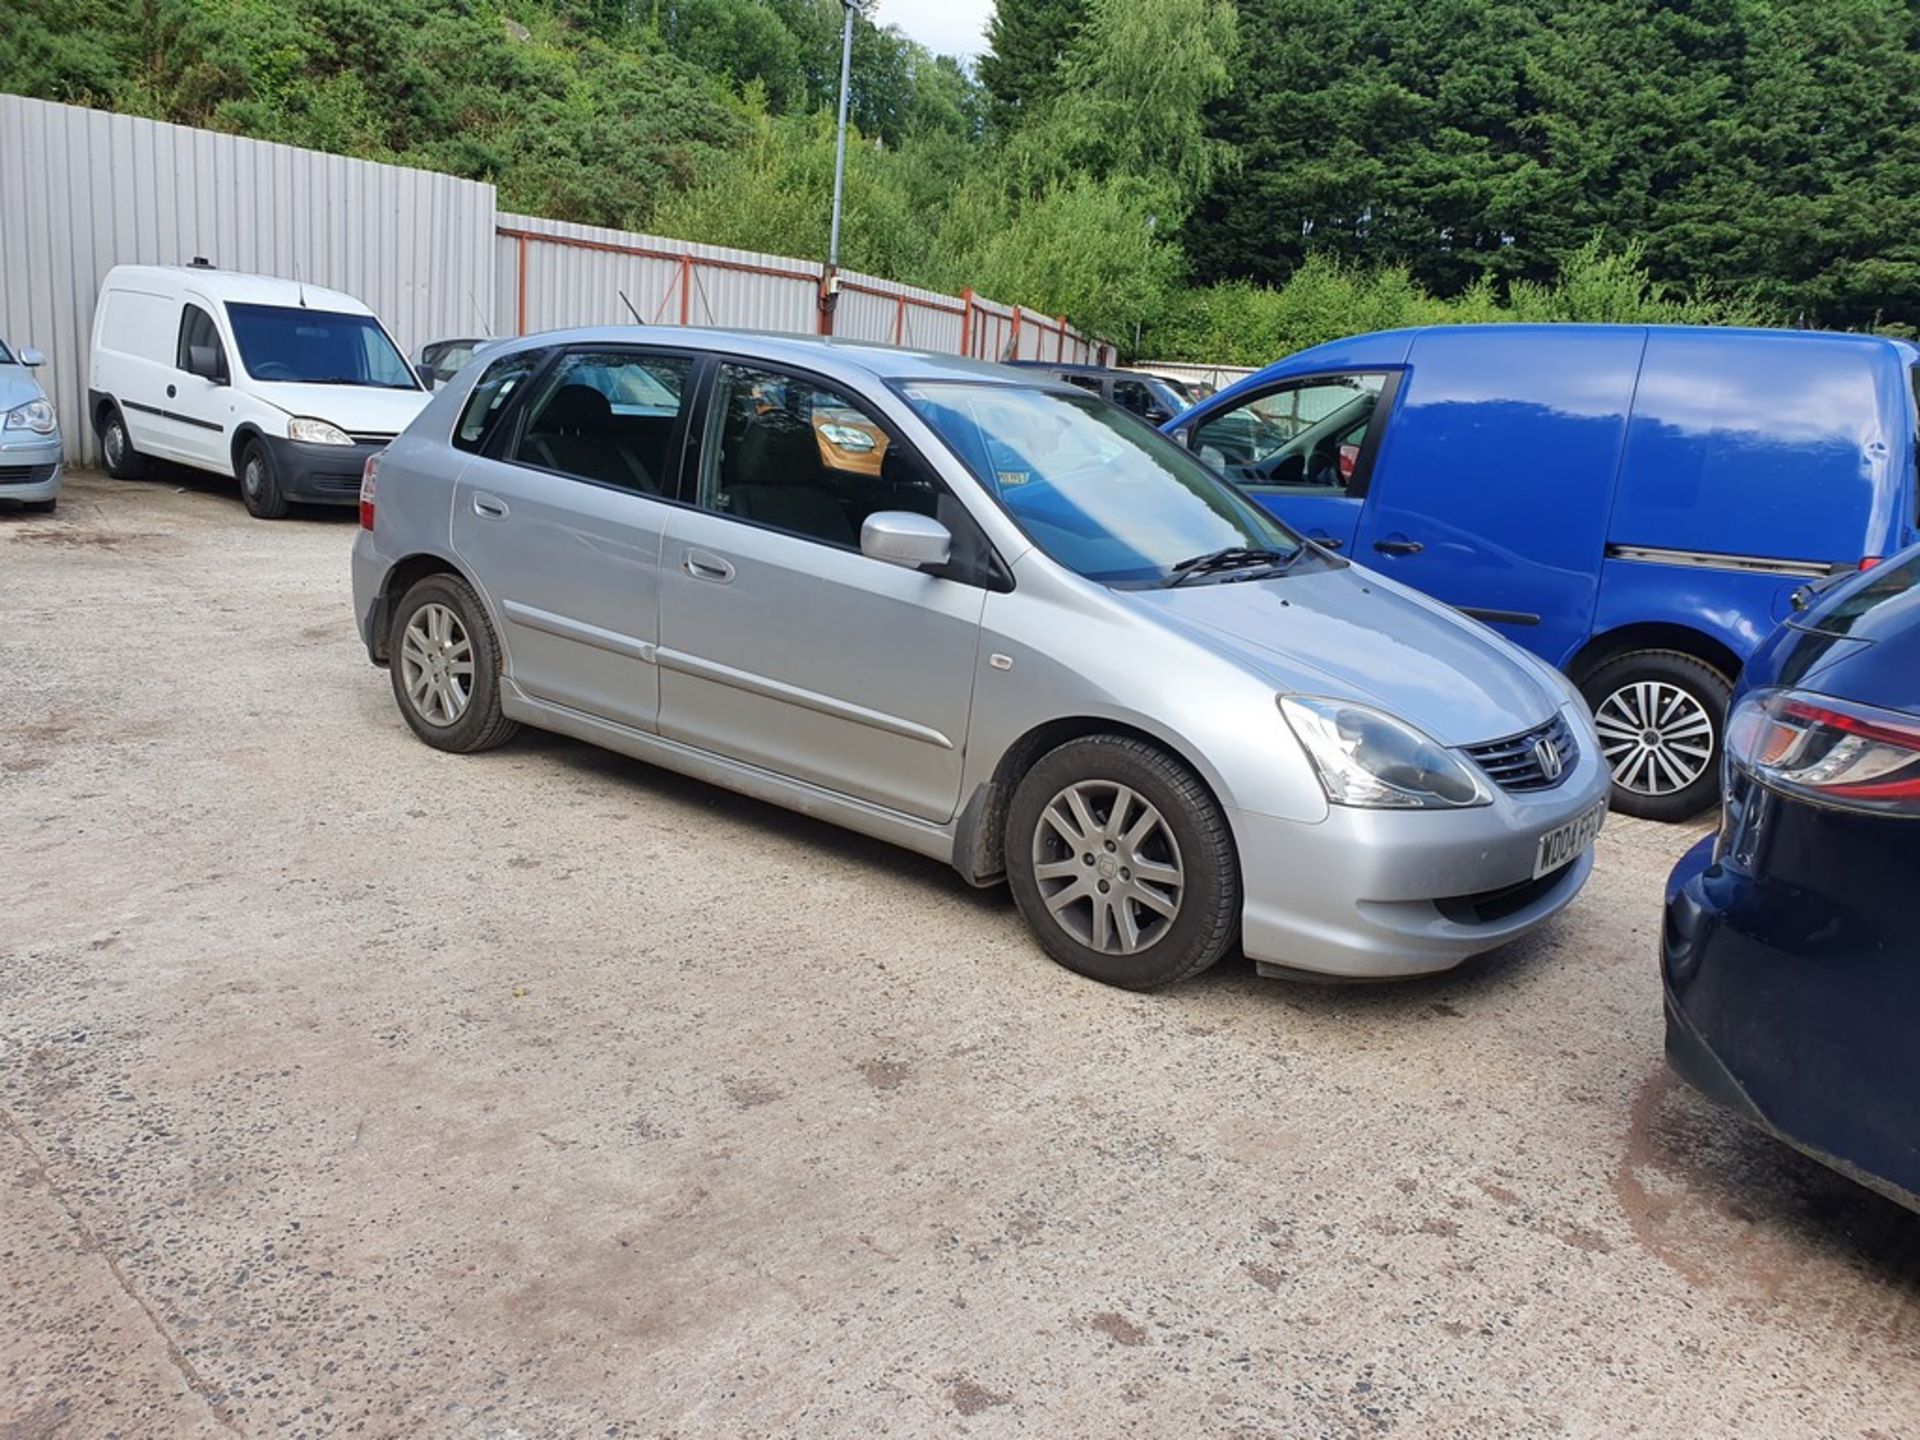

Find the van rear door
[[1351, 326, 1642, 666]]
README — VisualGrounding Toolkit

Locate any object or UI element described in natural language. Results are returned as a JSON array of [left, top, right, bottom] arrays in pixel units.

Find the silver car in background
[[0, 338, 62, 513], [351, 329, 1609, 989]]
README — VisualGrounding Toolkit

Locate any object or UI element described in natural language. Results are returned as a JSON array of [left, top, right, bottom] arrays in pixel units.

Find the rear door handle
[[472, 493, 508, 520], [1373, 536, 1423, 556], [683, 549, 735, 583]]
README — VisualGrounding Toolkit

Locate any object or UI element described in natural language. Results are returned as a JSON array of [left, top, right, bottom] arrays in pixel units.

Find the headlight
[[288, 417, 353, 445], [818, 423, 875, 452], [4, 398, 56, 434], [1280, 696, 1490, 809]]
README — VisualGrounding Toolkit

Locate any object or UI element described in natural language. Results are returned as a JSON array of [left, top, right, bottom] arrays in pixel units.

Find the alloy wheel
[[1594, 680, 1714, 796], [400, 602, 475, 726], [1030, 780, 1184, 955]]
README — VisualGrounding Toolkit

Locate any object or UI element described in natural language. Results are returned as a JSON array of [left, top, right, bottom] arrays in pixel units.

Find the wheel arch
[[229, 423, 269, 479], [953, 714, 1236, 888], [1566, 622, 1743, 688], [367, 551, 477, 664]]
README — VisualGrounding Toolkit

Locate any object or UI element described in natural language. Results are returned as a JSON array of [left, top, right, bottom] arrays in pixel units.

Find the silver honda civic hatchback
[[351, 329, 1609, 989]]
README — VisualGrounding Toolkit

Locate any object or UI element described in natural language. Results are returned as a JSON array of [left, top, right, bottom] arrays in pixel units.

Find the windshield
[[902, 381, 1305, 586], [225, 303, 418, 389]]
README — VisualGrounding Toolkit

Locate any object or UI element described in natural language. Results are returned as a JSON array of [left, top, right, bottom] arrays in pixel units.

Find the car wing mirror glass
[[861, 511, 952, 571]]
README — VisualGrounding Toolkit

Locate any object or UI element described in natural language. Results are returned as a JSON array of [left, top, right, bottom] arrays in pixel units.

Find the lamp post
[[828, 1, 858, 272]]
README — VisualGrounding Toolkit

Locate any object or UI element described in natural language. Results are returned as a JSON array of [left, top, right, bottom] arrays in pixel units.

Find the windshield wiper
[[1165, 545, 1296, 587]]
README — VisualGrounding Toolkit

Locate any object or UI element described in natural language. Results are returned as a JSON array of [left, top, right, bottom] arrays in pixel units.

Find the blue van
[[1165, 325, 1920, 819]]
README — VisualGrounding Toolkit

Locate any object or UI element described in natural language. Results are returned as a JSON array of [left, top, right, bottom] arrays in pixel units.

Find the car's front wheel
[[386, 573, 520, 753], [238, 438, 289, 519], [1006, 735, 1239, 990], [100, 405, 146, 480]]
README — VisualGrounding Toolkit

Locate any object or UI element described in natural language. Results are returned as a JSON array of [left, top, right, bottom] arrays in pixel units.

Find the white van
[[88, 262, 430, 518]]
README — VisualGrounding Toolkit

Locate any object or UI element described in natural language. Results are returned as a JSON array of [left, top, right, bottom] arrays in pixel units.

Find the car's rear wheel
[[387, 573, 519, 753], [1580, 649, 1731, 821], [100, 405, 146, 480], [239, 438, 289, 519], [1006, 736, 1239, 990]]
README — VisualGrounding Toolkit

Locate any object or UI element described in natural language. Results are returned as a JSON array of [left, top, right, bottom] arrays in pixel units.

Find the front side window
[[175, 304, 227, 378], [700, 362, 945, 550], [224, 303, 418, 389], [512, 350, 692, 494], [454, 352, 541, 453], [902, 381, 1306, 587], [1191, 374, 1386, 492]]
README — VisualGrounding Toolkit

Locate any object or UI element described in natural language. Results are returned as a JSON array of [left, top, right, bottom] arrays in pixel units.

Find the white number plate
[[1532, 803, 1607, 879]]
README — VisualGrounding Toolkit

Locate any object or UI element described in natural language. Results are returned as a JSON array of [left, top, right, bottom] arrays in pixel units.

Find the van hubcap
[[1594, 681, 1714, 796], [400, 603, 474, 726], [105, 423, 124, 465], [1031, 781, 1183, 955]]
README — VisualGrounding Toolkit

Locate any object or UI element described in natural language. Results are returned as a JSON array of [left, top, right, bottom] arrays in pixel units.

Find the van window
[[454, 352, 542, 454], [224, 303, 417, 390], [1192, 375, 1387, 493], [99, 289, 179, 364], [175, 304, 227, 379]]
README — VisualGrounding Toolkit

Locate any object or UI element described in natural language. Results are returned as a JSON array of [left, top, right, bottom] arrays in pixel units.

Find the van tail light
[[359, 449, 382, 530], [1728, 689, 1920, 816]]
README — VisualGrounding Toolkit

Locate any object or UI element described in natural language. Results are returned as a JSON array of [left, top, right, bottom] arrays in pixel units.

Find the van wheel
[[239, 438, 289, 519], [1580, 649, 1731, 821], [100, 405, 146, 480], [387, 573, 520, 753], [1006, 736, 1239, 990]]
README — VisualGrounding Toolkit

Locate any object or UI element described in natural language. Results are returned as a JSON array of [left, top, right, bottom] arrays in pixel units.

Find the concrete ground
[[3, 470, 1917, 1439]]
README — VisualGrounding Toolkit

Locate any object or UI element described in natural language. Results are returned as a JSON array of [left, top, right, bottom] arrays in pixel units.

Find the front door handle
[[684, 550, 735, 583], [472, 493, 508, 520], [1373, 536, 1424, 556]]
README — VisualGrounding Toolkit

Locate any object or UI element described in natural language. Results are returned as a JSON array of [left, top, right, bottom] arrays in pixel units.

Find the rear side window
[[512, 350, 692, 495], [454, 352, 541, 453]]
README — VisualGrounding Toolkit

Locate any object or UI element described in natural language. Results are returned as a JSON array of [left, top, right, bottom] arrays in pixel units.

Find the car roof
[[478, 326, 1052, 385], [102, 264, 377, 316]]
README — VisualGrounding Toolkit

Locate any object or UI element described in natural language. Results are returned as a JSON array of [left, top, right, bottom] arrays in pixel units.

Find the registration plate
[[1533, 803, 1607, 879]]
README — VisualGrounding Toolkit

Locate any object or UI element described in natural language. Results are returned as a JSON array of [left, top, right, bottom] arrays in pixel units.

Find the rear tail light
[[1727, 689, 1920, 816], [359, 449, 381, 530]]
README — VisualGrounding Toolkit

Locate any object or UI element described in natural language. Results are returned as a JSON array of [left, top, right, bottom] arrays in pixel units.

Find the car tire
[[1580, 649, 1731, 821], [238, 437, 290, 519], [387, 573, 520, 754], [100, 405, 146, 480], [1006, 735, 1239, 990]]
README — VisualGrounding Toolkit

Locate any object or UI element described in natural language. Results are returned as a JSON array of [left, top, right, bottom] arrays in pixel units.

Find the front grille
[[0, 463, 57, 485], [1435, 867, 1570, 925], [1463, 715, 1577, 793]]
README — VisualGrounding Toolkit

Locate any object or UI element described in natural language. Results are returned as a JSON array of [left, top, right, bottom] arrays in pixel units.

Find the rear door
[[1186, 371, 1398, 553], [1351, 328, 1642, 664], [449, 344, 698, 733]]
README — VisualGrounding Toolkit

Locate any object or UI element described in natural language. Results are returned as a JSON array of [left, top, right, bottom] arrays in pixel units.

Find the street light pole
[[828, 1, 856, 271]]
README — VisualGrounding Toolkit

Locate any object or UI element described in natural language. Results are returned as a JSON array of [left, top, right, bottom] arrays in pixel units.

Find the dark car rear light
[[1727, 689, 1920, 816], [359, 449, 381, 530]]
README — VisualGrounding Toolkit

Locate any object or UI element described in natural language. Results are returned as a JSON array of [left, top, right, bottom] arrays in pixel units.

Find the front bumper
[[263, 434, 385, 505], [0, 432, 63, 503], [1232, 739, 1611, 979]]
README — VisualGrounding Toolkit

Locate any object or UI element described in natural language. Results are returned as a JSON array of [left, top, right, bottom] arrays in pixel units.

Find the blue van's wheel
[[1581, 650, 1731, 821]]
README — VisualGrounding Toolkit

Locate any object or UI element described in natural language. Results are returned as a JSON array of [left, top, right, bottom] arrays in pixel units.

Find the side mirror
[[1172, 427, 1193, 449], [1147, 407, 1172, 425], [187, 344, 227, 384], [861, 511, 952, 571], [415, 364, 439, 388], [18, 347, 45, 368]]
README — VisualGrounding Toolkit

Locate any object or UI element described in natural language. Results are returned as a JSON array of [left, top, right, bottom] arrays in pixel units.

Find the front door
[[449, 344, 698, 732], [166, 301, 233, 470], [1186, 372, 1396, 554], [656, 360, 986, 823]]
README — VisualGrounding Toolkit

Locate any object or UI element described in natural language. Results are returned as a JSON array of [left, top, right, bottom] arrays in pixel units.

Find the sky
[[869, 0, 996, 61]]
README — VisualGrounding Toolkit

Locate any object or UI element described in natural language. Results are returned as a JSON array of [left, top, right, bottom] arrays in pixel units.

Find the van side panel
[[1613, 331, 1888, 564], [1352, 326, 1642, 670], [97, 288, 179, 365]]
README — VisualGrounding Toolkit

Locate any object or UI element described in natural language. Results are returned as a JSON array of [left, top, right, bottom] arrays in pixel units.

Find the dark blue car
[[1662, 544, 1920, 1212], [1165, 325, 1920, 820]]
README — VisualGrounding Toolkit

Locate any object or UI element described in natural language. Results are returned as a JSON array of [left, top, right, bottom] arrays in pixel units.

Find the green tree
[[977, 0, 1087, 127]]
